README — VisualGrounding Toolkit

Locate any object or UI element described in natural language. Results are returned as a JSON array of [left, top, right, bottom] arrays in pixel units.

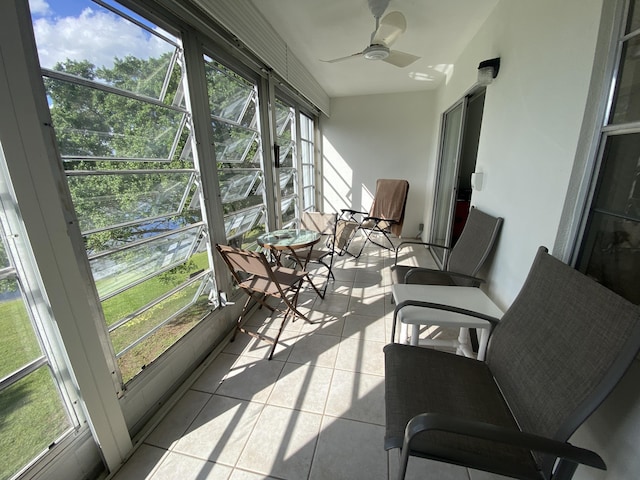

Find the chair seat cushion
[[384, 344, 539, 477], [390, 265, 457, 286]]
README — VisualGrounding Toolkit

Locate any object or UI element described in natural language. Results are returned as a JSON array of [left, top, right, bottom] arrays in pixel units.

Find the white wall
[[432, 0, 604, 309], [431, 2, 640, 479], [321, 90, 437, 239]]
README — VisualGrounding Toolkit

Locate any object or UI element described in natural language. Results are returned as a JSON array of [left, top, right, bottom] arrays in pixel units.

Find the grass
[[0, 306, 70, 480], [0, 251, 212, 479]]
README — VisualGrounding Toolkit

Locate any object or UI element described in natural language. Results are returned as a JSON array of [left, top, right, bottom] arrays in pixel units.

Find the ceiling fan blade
[[321, 51, 365, 64], [367, 0, 390, 19], [372, 11, 407, 47], [383, 50, 420, 68]]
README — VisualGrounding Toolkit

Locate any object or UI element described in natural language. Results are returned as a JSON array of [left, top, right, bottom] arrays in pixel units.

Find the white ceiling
[[250, 0, 500, 98]]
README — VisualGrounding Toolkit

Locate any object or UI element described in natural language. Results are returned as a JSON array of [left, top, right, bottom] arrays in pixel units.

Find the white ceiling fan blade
[[372, 11, 407, 47], [383, 50, 420, 68], [321, 51, 365, 64]]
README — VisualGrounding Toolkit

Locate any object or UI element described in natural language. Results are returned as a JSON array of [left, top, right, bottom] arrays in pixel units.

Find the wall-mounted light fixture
[[477, 57, 500, 86]]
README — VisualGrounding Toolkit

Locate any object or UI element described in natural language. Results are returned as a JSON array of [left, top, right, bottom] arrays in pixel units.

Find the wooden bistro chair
[[216, 243, 310, 360], [385, 246, 640, 479]]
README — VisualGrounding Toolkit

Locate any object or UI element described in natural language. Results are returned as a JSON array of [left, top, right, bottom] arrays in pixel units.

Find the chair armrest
[[391, 299, 500, 343], [340, 208, 366, 217], [394, 240, 451, 265], [363, 215, 396, 223], [404, 267, 485, 287], [403, 413, 606, 471]]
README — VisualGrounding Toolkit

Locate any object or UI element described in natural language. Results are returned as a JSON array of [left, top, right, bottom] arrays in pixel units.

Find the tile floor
[[110, 240, 504, 480]]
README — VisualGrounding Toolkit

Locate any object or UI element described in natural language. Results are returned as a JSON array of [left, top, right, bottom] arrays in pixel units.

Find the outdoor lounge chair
[[341, 178, 409, 258], [385, 246, 640, 479]]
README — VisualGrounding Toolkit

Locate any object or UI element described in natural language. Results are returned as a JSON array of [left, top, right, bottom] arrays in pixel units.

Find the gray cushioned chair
[[391, 207, 503, 286], [385, 246, 640, 479]]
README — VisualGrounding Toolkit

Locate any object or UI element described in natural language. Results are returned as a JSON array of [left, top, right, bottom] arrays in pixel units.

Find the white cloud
[[29, 0, 51, 16], [33, 7, 173, 70]]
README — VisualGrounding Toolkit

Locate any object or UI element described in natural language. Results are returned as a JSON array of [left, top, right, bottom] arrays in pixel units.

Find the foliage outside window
[[32, 0, 217, 385], [205, 57, 267, 249]]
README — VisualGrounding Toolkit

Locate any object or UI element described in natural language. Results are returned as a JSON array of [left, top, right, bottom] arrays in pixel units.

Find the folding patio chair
[[385, 246, 640, 479], [216, 243, 309, 360], [341, 178, 409, 258], [294, 211, 338, 297]]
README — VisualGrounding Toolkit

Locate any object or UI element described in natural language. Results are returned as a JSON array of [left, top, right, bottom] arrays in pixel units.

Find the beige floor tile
[[215, 355, 285, 403], [267, 362, 333, 414], [313, 291, 351, 314], [244, 309, 303, 334], [173, 395, 263, 466], [387, 449, 470, 480], [325, 279, 353, 295], [286, 332, 341, 368], [335, 337, 386, 375], [342, 313, 387, 342], [228, 469, 280, 480], [236, 405, 322, 479], [191, 352, 238, 394], [353, 268, 385, 286], [309, 417, 387, 480], [299, 310, 345, 336], [145, 390, 212, 449], [222, 326, 295, 361], [324, 369, 385, 425], [111, 444, 169, 480], [331, 267, 358, 282], [348, 291, 387, 318], [150, 451, 233, 480]]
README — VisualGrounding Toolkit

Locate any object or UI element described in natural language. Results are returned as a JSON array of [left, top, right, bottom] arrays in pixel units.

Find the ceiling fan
[[322, 0, 421, 68]]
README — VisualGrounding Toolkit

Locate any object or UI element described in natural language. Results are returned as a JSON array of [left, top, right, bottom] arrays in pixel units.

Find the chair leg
[[397, 447, 410, 480], [268, 311, 291, 360], [231, 294, 254, 342]]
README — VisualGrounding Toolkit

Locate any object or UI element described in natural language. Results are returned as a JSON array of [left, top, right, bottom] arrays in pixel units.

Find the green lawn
[[0, 303, 71, 480], [0, 251, 212, 479]]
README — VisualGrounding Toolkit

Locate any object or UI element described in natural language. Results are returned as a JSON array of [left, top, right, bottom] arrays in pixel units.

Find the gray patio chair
[[390, 207, 503, 286], [385, 246, 640, 479]]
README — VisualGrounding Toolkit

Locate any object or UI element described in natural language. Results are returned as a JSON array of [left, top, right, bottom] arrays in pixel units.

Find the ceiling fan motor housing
[[363, 44, 390, 61]]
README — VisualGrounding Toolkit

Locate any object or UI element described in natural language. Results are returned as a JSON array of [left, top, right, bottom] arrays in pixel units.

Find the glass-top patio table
[[257, 229, 323, 297]]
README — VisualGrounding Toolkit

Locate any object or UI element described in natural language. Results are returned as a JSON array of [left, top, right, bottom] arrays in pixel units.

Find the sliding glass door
[[430, 100, 465, 266]]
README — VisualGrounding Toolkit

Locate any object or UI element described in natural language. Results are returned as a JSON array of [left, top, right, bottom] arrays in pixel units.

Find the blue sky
[[29, 0, 174, 70], [31, 0, 96, 18]]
